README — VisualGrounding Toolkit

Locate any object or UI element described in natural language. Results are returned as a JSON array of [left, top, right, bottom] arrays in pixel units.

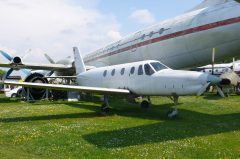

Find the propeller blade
[[46, 71, 54, 76], [216, 85, 225, 98], [211, 48, 216, 75], [21, 69, 31, 76], [44, 54, 55, 64], [0, 50, 13, 61], [3, 68, 14, 80], [21, 49, 32, 59], [197, 82, 211, 96], [232, 57, 235, 71]]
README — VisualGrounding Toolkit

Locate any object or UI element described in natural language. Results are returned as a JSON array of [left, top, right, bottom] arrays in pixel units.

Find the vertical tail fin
[[73, 47, 86, 75]]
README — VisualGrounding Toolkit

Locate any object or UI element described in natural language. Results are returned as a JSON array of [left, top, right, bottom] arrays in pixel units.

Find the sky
[[0, 0, 203, 63]]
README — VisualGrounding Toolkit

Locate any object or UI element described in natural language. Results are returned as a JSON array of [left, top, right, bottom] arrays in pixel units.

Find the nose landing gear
[[167, 95, 179, 119]]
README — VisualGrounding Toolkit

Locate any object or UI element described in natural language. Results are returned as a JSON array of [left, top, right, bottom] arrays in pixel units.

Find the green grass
[[0, 94, 240, 159]]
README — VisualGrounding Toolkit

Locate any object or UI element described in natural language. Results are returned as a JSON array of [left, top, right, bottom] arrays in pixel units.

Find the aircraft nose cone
[[207, 74, 221, 84]]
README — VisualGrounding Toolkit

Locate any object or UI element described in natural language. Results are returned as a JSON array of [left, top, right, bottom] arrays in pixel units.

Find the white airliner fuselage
[[84, 0, 240, 69]]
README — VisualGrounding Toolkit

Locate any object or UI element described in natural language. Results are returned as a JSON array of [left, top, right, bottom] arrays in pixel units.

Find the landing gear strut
[[140, 96, 151, 109], [101, 95, 110, 115], [167, 95, 179, 119]]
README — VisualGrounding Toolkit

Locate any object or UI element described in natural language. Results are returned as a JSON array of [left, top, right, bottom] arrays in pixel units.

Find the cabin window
[[121, 68, 125, 75], [141, 34, 146, 40], [150, 62, 167, 72], [159, 28, 164, 35], [138, 65, 143, 75], [103, 70, 107, 77], [111, 69, 115, 76], [149, 31, 154, 37], [130, 67, 135, 75], [144, 64, 155, 76]]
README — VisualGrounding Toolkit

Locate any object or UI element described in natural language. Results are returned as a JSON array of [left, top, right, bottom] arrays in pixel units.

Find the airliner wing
[[1, 81, 130, 95], [0, 63, 72, 70]]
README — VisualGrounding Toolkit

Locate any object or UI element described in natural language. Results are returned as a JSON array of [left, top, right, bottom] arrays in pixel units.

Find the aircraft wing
[[0, 63, 72, 71], [1, 81, 130, 95]]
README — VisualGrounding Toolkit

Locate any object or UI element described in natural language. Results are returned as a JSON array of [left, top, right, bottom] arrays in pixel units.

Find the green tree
[[0, 69, 6, 79]]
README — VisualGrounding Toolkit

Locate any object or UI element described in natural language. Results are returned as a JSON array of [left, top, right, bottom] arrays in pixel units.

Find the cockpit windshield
[[150, 62, 167, 72]]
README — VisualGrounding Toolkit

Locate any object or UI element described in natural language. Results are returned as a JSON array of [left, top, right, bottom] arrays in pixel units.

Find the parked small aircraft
[[1, 47, 224, 118], [0, 50, 95, 99], [193, 58, 240, 94], [195, 60, 240, 77]]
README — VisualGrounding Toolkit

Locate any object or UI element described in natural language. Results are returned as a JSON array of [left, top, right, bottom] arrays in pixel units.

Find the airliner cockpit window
[[144, 64, 155, 76], [150, 62, 167, 72]]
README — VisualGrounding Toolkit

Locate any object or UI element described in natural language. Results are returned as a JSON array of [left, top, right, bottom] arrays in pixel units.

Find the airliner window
[[141, 34, 146, 40], [149, 31, 154, 37], [130, 67, 135, 74], [144, 64, 155, 76], [150, 62, 167, 72], [111, 69, 115, 76], [121, 68, 125, 75], [159, 28, 165, 35], [138, 65, 143, 75], [103, 70, 107, 77]]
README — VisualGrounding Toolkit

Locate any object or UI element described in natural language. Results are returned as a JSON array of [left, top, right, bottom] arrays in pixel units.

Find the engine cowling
[[24, 73, 48, 100]]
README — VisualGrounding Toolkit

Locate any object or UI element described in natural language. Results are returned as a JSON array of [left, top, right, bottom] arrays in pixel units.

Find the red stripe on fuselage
[[85, 17, 240, 63]]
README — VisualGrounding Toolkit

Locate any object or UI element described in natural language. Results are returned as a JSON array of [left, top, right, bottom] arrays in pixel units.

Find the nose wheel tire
[[11, 93, 17, 98], [167, 109, 178, 119], [167, 94, 179, 119]]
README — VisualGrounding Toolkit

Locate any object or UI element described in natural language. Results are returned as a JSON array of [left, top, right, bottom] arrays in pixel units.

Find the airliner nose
[[207, 74, 221, 84]]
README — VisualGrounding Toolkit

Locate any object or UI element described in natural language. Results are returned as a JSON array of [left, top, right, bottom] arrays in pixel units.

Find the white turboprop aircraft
[[195, 60, 240, 77], [84, 0, 240, 69], [1, 47, 223, 118]]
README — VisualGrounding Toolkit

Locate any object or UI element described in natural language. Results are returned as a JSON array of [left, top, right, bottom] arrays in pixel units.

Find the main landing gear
[[101, 95, 110, 115], [167, 95, 179, 119], [140, 96, 151, 109]]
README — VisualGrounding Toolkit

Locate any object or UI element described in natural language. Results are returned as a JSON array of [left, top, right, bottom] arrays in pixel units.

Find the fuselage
[[84, 0, 240, 69], [194, 60, 240, 76], [76, 60, 216, 96]]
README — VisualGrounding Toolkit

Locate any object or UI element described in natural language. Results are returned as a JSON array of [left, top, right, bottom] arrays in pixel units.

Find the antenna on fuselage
[[73, 47, 86, 75], [232, 57, 236, 71], [211, 48, 216, 75]]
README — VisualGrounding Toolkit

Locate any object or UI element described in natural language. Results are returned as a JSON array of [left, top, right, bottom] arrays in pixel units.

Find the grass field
[[0, 94, 240, 159]]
